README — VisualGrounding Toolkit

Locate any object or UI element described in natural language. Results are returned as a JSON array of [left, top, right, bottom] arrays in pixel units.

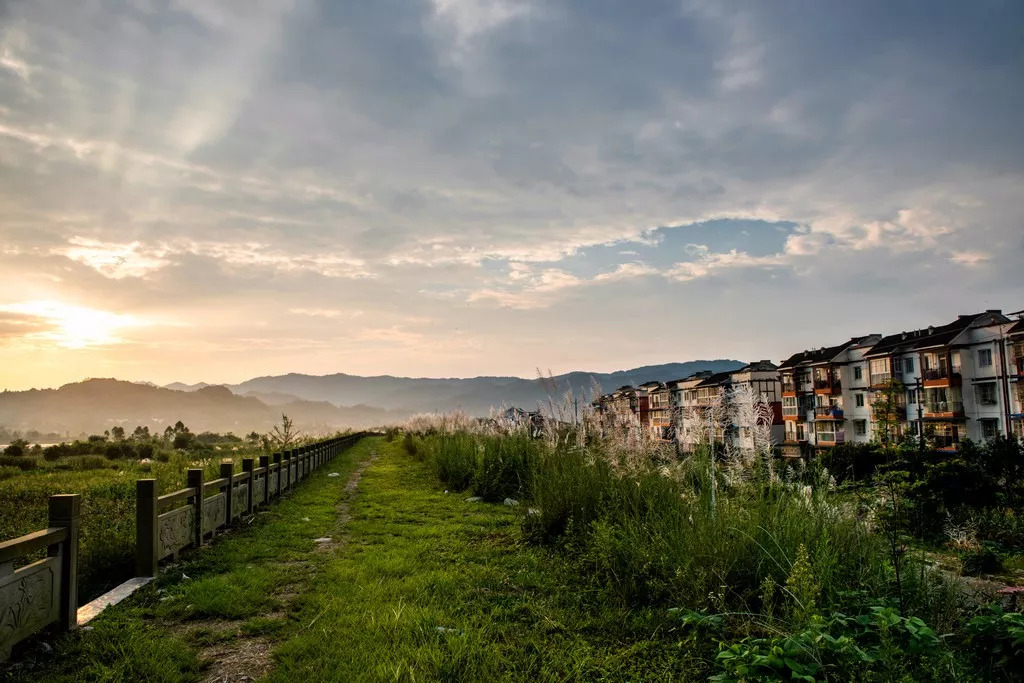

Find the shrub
[[960, 543, 1004, 577], [0, 466, 20, 480], [3, 438, 29, 457], [0, 455, 37, 470], [964, 605, 1024, 677], [68, 456, 110, 471]]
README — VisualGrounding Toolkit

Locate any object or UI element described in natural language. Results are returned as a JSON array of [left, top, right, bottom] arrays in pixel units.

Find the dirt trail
[[199, 449, 378, 683]]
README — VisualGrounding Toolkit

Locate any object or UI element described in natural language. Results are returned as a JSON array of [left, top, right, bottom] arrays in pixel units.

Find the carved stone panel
[[0, 558, 60, 661], [268, 471, 279, 495], [291, 464, 298, 482], [252, 477, 266, 505], [231, 483, 248, 519], [157, 505, 195, 560], [202, 493, 227, 535]]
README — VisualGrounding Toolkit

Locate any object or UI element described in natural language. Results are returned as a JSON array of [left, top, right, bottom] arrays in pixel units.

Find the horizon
[[1, 2, 1023, 391], [4, 357, 746, 393]]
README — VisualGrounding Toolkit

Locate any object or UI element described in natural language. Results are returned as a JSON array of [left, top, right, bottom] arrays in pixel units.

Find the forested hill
[[0, 379, 402, 436]]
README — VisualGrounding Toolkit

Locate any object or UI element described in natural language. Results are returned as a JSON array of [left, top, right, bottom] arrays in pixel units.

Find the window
[[976, 382, 997, 405], [907, 389, 917, 404], [855, 393, 865, 408], [904, 357, 914, 373], [853, 366, 863, 380], [854, 420, 867, 436], [981, 419, 999, 439], [978, 348, 993, 368]]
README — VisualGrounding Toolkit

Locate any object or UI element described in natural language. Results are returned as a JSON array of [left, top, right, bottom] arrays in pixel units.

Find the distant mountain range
[[166, 360, 745, 416], [0, 379, 403, 436], [0, 361, 744, 437]]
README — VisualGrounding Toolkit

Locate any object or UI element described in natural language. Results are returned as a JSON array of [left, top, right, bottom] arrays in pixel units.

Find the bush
[[960, 543, 1005, 577], [68, 456, 110, 471], [964, 605, 1024, 677], [3, 438, 29, 457], [0, 455, 37, 470], [0, 466, 20, 480]]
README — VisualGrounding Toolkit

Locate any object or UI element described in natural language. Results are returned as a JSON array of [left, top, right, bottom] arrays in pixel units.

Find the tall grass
[[417, 431, 541, 502], [409, 422, 961, 634]]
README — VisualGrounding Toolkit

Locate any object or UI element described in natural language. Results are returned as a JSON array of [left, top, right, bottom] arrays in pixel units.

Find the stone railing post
[[220, 462, 233, 526], [242, 458, 254, 514], [187, 469, 204, 547], [48, 494, 80, 631], [259, 455, 270, 506], [136, 479, 158, 577]]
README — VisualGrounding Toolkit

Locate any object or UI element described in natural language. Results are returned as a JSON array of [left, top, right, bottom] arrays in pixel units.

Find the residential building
[[862, 311, 1014, 451], [728, 360, 785, 451], [642, 381, 672, 440], [778, 335, 881, 457], [1009, 317, 1024, 440]]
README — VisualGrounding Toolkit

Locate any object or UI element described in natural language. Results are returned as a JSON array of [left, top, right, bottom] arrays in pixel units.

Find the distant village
[[592, 309, 1024, 456]]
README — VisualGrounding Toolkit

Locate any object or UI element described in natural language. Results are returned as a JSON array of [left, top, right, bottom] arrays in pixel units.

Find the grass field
[[0, 443, 267, 602], [7, 437, 709, 682], [7, 434, 1021, 681]]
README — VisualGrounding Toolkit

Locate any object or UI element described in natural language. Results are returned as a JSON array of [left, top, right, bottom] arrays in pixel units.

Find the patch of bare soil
[[315, 449, 379, 553], [199, 635, 274, 683]]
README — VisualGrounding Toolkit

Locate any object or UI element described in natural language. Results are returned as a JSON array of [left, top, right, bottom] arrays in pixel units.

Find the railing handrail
[[0, 527, 68, 563]]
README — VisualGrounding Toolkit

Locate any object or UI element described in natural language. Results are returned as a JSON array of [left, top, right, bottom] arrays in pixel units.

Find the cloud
[[0, 1, 1022, 386]]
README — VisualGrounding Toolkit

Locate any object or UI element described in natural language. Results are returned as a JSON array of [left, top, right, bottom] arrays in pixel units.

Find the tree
[[132, 425, 150, 441], [3, 438, 29, 457], [110, 426, 126, 441], [872, 378, 906, 448], [267, 414, 301, 450]]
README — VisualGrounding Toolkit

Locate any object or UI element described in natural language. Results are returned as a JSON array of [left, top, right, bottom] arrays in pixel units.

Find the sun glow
[[0, 300, 142, 349]]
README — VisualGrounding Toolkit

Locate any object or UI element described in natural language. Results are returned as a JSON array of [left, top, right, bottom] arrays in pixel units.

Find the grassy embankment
[[11, 431, 1022, 681], [10, 437, 709, 682]]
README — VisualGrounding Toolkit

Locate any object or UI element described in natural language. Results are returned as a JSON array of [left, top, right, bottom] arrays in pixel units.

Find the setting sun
[[0, 300, 140, 349]]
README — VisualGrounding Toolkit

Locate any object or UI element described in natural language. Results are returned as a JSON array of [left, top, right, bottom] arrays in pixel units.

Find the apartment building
[[728, 360, 785, 451], [642, 381, 672, 440], [778, 335, 881, 457], [862, 311, 1015, 450], [1010, 318, 1024, 440], [779, 310, 1020, 455]]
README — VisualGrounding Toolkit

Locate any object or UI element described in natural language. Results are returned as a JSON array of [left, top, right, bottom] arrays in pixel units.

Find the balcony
[[922, 367, 962, 387], [816, 430, 845, 445], [931, 435, 959, 450], [923, 401, 965, 418], [814, 378, 841, 394], [869, 372, 892, 388], [814, 406, 845, 420], [784, 433, 807, 444], [782, 406, 800, 419]]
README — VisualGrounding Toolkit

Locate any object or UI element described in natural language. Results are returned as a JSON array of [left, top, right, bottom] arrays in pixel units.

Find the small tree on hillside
[[267, 414, 302, 450]]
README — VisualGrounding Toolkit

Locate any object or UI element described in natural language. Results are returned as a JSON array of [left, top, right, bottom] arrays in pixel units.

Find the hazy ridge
[[0, 360, 743, 436]]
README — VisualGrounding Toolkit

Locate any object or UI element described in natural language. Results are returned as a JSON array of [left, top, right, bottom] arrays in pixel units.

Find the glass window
[[904, 358, 914, 373], [981, 419, 999, 439], [854, 366, 863, 380], [855, 393, 865, 407], [976, 383, 997, 405], [978, 348, 993, 367], [854, 420, 867, 435]]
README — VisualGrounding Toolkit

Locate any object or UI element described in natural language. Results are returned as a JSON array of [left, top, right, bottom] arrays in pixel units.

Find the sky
[[1, 0, 1023, 390]]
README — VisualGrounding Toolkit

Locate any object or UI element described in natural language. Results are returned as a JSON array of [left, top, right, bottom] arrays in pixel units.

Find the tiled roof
[[864, 312, 1005, 357], [778, 338, 865, 370]]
